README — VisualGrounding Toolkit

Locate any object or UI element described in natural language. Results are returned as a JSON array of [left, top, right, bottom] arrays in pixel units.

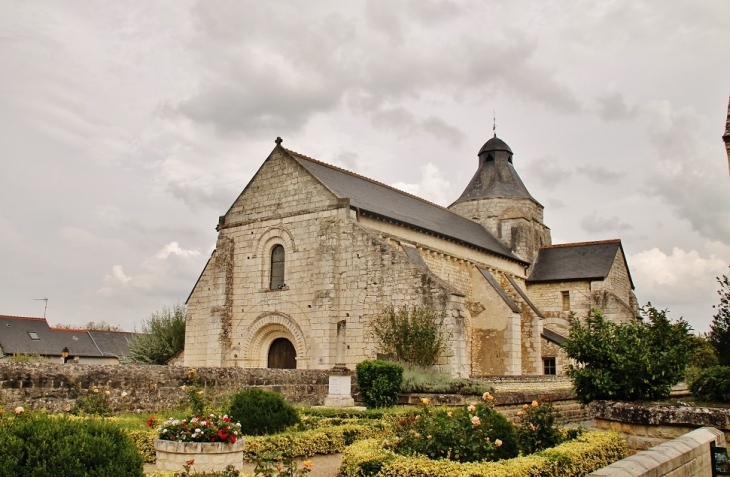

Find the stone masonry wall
[[588, 427, 726, 477], [0, 363, 330, 413], [591, 400, 730, 452]]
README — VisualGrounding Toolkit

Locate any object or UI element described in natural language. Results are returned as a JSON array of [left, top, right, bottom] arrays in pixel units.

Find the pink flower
[[495, 439, 503, 447], [471, 416, 481, 426], [13, 406, 24, 415], [467, 404, 476, 412]]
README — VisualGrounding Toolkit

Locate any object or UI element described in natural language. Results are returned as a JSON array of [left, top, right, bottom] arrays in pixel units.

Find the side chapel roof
[[283, 147, 526, 264], [527, 239, 634, 289]]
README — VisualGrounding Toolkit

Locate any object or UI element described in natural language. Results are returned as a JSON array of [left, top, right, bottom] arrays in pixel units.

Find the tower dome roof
[[478, 136, 513, 155]]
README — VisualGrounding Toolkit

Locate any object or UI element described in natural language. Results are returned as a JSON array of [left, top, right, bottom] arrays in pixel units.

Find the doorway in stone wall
[[267, 337, 297, 369]]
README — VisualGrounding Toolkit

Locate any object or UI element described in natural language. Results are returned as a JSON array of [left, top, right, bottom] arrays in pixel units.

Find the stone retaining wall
[[588, 427, 726, 477], [591, 400, 730, 452], [0, 363, 331, 413]]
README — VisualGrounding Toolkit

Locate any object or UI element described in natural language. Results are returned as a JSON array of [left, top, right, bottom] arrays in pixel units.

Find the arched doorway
[[267, 337, 296, 369]]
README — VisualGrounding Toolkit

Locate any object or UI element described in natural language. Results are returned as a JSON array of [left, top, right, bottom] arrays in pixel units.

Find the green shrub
[[71, 386, 113, 416], [390, 396, 518, 463], [356, 360, 404, 409], [0, 413, 144, 477], [340, 431, 627, 477], [401, 366, 493, 395], [227, 389, 299, 436], [563, 306, 694, 404], [371, 305, 448, 367], [515, 400, 561, 454], [688, 365, 730, 403]]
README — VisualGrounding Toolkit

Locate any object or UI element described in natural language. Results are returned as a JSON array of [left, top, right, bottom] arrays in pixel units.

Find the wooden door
[[268, 338, 296, 369]]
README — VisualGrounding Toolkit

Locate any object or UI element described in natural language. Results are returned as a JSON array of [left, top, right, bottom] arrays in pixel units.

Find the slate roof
[[0, 315, 62, 356], [478, 268, 521, 313], [452, 135, 538, 205], [0, 315, 139, 358], [527, 239, 633, 289], [285, 148, 526, 264], [88, 330, 136, 358], [541, 328, 567, 346]]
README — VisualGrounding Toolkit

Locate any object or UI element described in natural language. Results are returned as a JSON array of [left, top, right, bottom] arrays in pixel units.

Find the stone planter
[[154, 438, 245, 472]]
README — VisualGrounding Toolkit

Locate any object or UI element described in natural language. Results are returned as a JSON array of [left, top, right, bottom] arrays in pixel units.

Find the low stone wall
[[0, 363, 330, 413], [588, 427, 726, 477], [592, 400, 730, 452]]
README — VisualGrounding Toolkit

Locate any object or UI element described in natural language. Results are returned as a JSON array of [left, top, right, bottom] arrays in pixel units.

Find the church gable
[[222, 147, 341, 227]]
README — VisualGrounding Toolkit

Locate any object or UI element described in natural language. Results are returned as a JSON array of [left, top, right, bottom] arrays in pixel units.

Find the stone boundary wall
[[0, 363, 331, 413], [591, 400, 730, 452], [588, 427, 726, 477]]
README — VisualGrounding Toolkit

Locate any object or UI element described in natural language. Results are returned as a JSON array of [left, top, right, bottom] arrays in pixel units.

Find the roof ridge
[[541, 239, 620, 249], [51, 328, 89, 333], [0, 315, 46, 321], [284, 148, 463, 217]]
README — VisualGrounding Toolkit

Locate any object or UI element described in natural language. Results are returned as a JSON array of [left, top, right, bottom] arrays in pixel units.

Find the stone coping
[[591, 400, 730, 431], [154, 438, 246, 454], [393, 390, 576, 406]]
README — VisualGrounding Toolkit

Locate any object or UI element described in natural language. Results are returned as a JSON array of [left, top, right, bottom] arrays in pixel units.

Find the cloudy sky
[[1, 0, 729, 333]]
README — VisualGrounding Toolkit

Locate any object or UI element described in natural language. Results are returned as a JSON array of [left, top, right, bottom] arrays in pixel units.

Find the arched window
[[270, 245, 285, 289]]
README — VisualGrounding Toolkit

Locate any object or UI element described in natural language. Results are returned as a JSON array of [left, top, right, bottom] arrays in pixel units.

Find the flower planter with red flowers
[[154, 414, 245, 472]]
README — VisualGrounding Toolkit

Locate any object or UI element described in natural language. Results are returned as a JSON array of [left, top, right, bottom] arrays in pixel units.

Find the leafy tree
[[709, 267, 730, 366], [562, 305, 694, 404], [54, 321, 124, 331], [687, 334, 718, 369], [370, 305, 448, 367], [128, 303, 186, 364]]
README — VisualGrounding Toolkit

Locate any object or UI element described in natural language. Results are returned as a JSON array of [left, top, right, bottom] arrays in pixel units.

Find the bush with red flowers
[[157, 413, 241, 444]]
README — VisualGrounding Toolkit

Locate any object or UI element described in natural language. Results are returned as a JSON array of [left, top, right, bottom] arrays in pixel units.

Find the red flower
[[223, 416, 230, 422], [217, 429, 229, 440], [230, 435, 237, 444], [146, 420, 153, 427]]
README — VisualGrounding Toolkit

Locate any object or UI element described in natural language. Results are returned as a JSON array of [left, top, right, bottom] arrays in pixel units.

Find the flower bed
[[339, 430, 627, 477]]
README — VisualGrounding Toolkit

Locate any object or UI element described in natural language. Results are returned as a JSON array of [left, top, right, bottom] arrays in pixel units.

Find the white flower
[[210, 414, 215, 417], [162, 428, 168, 433], [121, 391, 128, 397], [236, 423, 241, 427], [195, 428, 201, 433], [14, 406, 24, 414]]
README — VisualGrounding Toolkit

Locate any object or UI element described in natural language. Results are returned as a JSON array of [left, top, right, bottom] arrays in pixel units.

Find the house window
[[270, 245, 285, 290], [543, 357, 556, 375], [561, 291, 570, 311], [28, 331, 40, 340]]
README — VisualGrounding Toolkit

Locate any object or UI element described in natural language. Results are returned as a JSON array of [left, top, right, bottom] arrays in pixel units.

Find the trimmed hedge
[[244, 423, 390, 459], [689, 365, 730, 403], [0, 414, 144, 477], [339, 430, 627, 477], [356, 360, 404, 408], [125, 429, 157, 463]]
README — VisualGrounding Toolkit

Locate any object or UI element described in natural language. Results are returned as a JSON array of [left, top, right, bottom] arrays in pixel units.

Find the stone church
[[184, 134, 637, 376]]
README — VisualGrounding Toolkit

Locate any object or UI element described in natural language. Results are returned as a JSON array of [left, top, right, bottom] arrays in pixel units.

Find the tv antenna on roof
[[33, 298, 48, 319], [493, 110, 497, 138]]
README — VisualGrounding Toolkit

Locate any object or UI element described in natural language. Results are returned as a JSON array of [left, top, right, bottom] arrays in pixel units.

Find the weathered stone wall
[[590, 248, 637, 323], [591, 400, 730, 452], [448, 197, 551, 265], [588, 427, 726, 477], [0, 363, 331, 413]]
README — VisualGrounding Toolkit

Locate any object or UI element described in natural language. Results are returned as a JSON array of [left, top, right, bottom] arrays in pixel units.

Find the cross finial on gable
[[275, 137, 283, 146]]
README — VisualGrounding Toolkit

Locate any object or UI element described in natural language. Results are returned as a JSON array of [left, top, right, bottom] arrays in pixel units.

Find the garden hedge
[[244, 422, 390, 459], [339, 430, 627, 477]]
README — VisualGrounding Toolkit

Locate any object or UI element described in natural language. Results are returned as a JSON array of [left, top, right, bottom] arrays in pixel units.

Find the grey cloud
[[596, 91, 637, 121], [523, 156, 572, 191], [576, 165, 626, 185], [167, 182, 237, 212], [420, 116, 465, 146], [406, 0, 464, 26], [547, 199, 568, 210], [580, 212, 633, 233], [643, 101, 730, 242], [174, 2, 583, 138]]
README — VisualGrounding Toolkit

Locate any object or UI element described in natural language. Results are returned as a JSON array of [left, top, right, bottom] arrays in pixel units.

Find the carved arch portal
[[240, 312, 306, 368]]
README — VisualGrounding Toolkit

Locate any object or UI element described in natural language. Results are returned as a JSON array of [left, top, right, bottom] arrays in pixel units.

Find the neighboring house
[[0, 315, 137, 364], [184, 135, 637, 376]]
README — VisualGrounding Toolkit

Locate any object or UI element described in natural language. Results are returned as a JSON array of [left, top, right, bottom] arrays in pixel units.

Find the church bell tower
[[448, 135, 551, 265]]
